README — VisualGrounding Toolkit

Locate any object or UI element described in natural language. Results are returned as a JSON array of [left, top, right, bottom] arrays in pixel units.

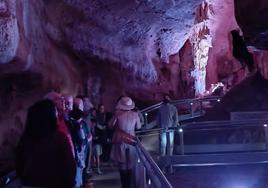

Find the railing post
[[264, 124, 268, 150], [141, 166, 147, 188], [144, 113, 148, 129], [179, 127, 184, 155], [200, 100, 203, 115], [136, 156, 147, 188], [190, 102, 193, 117]]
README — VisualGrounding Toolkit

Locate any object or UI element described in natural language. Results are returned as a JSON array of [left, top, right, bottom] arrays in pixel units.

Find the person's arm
[[108, 115, 117, 129], [135, 112, 142, 130]]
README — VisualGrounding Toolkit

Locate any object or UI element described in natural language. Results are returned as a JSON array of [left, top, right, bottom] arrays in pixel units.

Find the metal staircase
[[134, 96, 268, 187]]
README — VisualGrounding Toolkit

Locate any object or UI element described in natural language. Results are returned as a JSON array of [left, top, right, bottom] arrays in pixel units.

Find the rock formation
[[0, 0, 255, 171]]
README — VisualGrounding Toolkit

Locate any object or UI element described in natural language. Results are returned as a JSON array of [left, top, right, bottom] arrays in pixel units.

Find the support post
[[264, 124, 268, 150], [144, 113, 148, 129], [179, 128, 184, 155], [190, 102, 194, 117]]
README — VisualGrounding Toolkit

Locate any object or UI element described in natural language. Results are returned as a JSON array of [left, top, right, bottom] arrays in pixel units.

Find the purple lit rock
[[0, 0, 19, 64]]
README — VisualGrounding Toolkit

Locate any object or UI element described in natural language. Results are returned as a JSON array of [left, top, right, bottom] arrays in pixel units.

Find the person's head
[[70, 108, 84, 123], [116, 96, 135, 111], [91, 108, 97, 117], [64, 95, 74, 112], [24, 99, 57, 139], [74, 97, 84, 111], [83, 96, 93, 112], [163, 95, 171, 103], [44, 91, 65, 114], [98, 104, 105, 113]]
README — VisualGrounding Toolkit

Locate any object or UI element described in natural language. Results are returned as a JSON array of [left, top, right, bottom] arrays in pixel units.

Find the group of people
[[15, 92, 148, 188]]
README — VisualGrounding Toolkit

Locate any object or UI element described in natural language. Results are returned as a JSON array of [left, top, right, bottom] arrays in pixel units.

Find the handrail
[[140, 95, 222, 130], [135, 138, 173, 188], [136, 118, 268, 161], [140, 95, 221, 114], [136, 119, 268, 136], [135, 118, 268, 179]]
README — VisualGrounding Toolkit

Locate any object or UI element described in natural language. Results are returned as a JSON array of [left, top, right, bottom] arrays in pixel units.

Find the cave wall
[[0, 0, 82, 167], [0, 0, 252, 171]]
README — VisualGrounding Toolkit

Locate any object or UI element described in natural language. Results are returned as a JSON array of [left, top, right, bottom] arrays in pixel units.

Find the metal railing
[[137, 119, 268, 153], [140, 96, 222, 129], [136, 119, 268, 174], [135, 138, 173, 188]]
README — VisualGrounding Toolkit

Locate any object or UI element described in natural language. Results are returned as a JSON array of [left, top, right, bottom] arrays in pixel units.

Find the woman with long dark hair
[[16, 99, 76, 188]]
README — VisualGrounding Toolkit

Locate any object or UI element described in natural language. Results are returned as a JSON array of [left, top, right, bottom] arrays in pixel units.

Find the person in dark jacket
[[69, 108, 89, 187], [16, 99, 76, 188]]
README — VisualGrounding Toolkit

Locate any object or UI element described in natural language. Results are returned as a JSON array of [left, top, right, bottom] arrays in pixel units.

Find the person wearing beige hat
[[109, 97, 141, 188]]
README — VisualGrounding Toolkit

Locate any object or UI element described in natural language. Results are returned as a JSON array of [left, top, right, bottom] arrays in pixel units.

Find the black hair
[[70, 108, 84, 120], [75, 95, 84, 99], [163, 94, 171, 103], [98, 103, 104, 109], [24, 99, 57, 139]]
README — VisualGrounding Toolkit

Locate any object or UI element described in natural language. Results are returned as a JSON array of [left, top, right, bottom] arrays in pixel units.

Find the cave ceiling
[[59, 0, 204, 81], [0, 0, 242, 99]]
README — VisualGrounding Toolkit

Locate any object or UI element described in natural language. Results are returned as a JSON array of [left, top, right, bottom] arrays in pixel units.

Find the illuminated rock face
[[199, 0, 268, 121], [0, 0, 19, 64], [61, 0, 203, 82]]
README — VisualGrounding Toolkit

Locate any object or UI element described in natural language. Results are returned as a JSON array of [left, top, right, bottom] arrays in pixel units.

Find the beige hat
[[116, 97, 135, 110]]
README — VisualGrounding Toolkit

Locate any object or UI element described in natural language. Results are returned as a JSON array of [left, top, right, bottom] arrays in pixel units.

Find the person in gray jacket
[[157, 95, 178, 156]]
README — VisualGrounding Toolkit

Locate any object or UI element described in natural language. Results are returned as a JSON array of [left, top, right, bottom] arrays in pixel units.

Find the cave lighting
[[223, 180, 252, 188]]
